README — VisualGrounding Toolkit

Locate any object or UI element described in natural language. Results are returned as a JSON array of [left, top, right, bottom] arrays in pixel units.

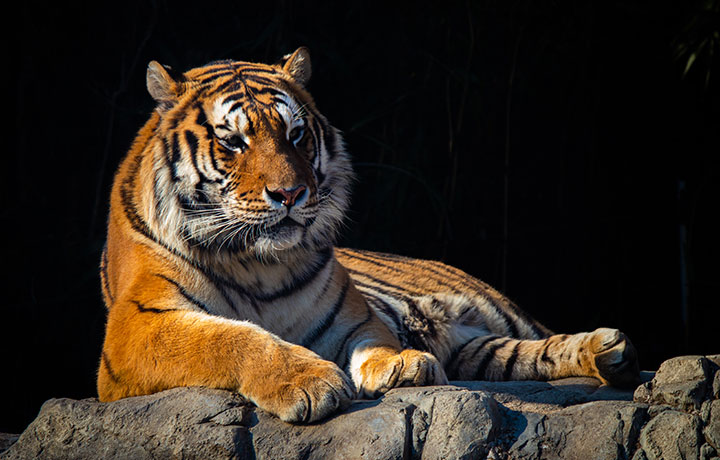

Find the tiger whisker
[[292, 102, 310, 121]]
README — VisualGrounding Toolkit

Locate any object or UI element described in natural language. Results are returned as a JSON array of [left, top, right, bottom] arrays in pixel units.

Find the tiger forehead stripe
[[212, 97, 252, 138], [192, 61, 280, 82], [221, 84, 290, 112]]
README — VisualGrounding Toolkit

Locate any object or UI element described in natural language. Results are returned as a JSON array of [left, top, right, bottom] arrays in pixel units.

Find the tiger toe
[[274, 371, 354, 423]]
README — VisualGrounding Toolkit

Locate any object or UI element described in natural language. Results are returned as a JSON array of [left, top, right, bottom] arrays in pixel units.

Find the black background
[[4, 0, 719, 434]]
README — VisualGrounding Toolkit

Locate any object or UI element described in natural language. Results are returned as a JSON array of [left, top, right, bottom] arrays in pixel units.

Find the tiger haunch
[[98, 48, 640, 423]]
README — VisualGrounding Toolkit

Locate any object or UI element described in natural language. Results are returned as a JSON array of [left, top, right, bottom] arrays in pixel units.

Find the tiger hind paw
[[587, 328, 641, 388]]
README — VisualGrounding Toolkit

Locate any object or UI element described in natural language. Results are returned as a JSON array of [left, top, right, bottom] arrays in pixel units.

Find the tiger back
[[98, 48, 640, 423]]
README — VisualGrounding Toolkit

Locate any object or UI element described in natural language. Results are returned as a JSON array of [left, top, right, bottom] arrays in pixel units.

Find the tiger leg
[[99, 281, 354, 423], [447, 327, 640, 387]]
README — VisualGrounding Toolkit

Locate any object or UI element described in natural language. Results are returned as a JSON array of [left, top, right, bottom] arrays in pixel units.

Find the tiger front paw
[[357, 348, 448, 398], [252, 345, 355, 423], [586, 328, 641, 388]]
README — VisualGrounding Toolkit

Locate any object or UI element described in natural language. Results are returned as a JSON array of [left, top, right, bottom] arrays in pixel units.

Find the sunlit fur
[[98, 48, 640, 423]]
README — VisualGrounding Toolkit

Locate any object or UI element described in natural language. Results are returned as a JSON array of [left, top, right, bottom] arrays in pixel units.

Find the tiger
[[98, 47, 640, 423]]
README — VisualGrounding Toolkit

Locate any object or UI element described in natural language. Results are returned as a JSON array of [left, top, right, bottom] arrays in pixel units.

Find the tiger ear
[[279, 47, 312, 86], [146, 61, 182, 110]]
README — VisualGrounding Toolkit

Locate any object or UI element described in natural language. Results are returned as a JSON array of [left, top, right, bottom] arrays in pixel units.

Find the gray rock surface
[[2, 355, 718, 460], [634, 355, 717, 412]]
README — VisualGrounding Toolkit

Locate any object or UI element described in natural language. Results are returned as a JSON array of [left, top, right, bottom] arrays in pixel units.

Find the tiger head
[[144, 48, 352, 259]]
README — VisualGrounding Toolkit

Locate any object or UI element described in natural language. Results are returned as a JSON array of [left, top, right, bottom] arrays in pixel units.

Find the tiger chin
[[98, 47, 641, 423]]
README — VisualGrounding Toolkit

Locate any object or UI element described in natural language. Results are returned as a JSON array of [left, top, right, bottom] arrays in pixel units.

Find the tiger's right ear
[[146, 61, 182, 110], [278, 47, 312, 87]]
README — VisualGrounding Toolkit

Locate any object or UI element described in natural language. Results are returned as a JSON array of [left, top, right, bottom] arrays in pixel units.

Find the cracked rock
[[638, 410, 703, 460]]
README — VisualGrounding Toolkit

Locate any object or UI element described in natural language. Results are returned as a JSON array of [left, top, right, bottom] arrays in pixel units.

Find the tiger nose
[[265, 185, 307, 207]]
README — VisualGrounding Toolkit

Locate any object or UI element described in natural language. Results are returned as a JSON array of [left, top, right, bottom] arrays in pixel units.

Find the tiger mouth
[[265, 216, 303, 237], [249, 215, 305, 253]]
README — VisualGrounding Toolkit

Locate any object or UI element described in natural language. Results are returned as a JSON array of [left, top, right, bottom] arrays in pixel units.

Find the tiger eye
[[289, 126, 305, 144], [225, 135, 245, 148], [218, 134, 247, 152]]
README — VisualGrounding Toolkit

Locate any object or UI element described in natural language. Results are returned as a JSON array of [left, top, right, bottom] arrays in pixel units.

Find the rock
[[706, 355, 720, 368], [248, 397, 412, 460], [634, 355, 716, 412], [700, 443, 717, 460], [638, 410, 703, 460], [3, 354, 719, 460], [383, 386, 502, 459], [0, 388, 256, 460], [504, 401, 649, 460], [704, 400, 720, 450]]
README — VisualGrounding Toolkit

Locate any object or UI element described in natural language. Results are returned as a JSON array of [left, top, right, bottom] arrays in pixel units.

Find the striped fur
[[98, 48, 640, 423]]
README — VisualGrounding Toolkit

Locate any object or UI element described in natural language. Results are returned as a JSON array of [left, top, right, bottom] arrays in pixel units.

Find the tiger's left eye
[[217, 134, 247, 152], [289, 126, 305, 145]]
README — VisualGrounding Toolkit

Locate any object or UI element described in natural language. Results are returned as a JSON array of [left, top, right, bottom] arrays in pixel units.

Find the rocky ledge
[[2, 355, 719, 460]]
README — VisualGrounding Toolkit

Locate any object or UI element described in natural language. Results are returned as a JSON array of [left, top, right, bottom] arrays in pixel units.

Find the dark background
[[4, 0, 718, 434]]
